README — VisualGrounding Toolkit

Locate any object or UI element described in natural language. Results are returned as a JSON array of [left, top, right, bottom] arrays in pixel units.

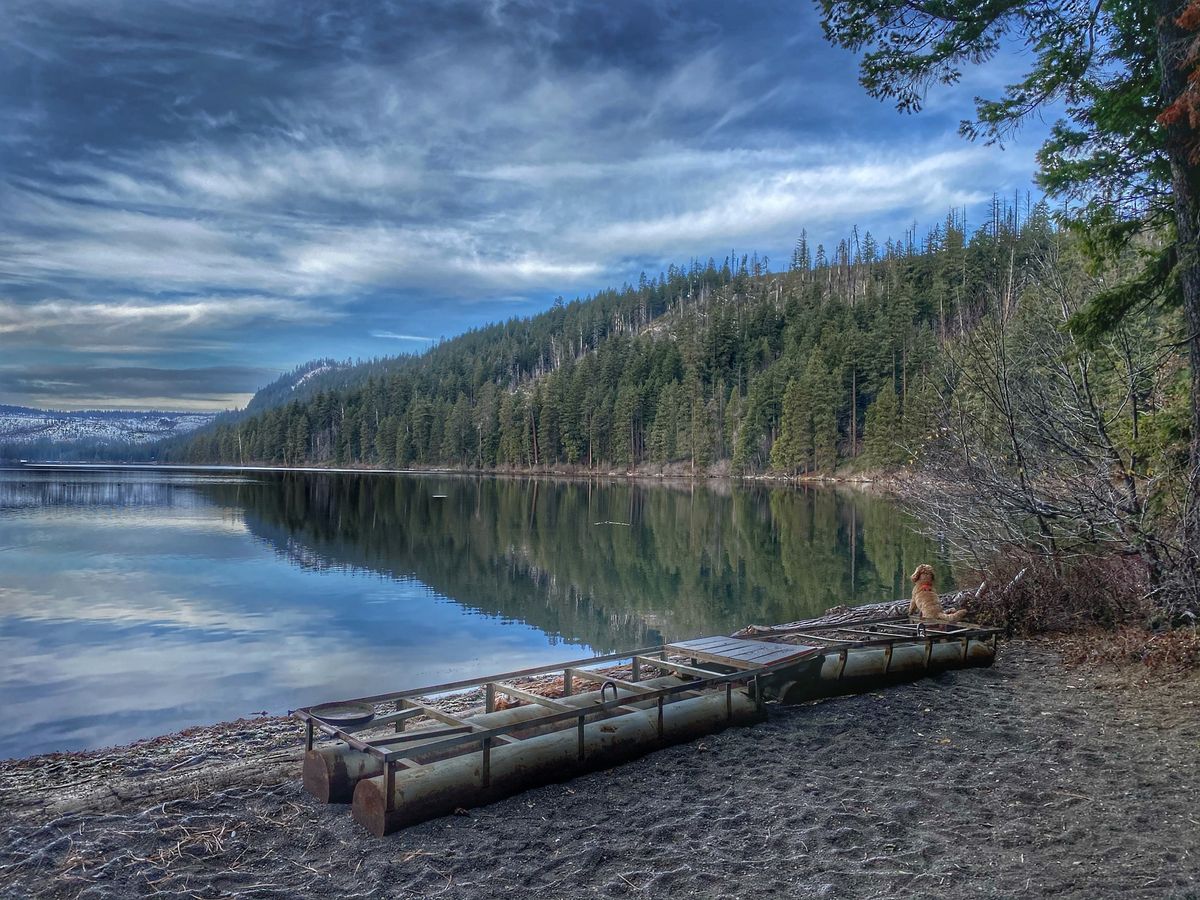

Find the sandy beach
[[1, 641, 1197, 899]]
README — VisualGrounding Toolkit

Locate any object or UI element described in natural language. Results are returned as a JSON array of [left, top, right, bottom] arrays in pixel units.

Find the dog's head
[[910, 563, 935, 587]]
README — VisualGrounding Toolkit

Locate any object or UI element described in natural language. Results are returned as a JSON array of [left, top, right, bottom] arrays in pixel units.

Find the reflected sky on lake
[[0, 468, 948, 758]]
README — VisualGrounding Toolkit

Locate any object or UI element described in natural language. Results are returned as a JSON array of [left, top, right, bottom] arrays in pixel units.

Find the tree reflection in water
[[214, 473, 952, 652]]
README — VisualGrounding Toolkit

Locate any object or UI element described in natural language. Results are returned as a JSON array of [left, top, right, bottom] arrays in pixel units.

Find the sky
[[0, 0, 1052, 412]]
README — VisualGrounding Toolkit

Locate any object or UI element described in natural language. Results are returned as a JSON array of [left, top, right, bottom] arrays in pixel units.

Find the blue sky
[[0, 0, 1050, 411]]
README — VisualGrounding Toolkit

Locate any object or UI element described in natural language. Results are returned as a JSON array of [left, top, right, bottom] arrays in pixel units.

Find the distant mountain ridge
[[0, 404, 215, 454], [0, 356, 425, 461]]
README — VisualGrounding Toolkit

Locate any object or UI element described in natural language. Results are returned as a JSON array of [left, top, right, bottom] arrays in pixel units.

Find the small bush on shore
[[965, 553, 1151, 636], [961, 553, 1200, 673]]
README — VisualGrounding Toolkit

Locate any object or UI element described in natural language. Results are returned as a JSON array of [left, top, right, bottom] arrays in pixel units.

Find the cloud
[[0, 0, 1048, 410], [370, 331, 435, 342], [0, 296, 332, 337], [0, 365, 272, 411]]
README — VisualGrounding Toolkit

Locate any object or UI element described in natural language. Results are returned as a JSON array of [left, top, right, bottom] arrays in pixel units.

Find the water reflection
[[0, 468, 948, 757]]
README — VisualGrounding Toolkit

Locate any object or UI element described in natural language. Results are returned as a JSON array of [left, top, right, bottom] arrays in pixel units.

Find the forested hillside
[[170, 201, 1057, 474]]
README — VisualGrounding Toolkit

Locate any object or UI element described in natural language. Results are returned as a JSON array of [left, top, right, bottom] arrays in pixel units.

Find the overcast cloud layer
[[0, 0, 1047, 410]]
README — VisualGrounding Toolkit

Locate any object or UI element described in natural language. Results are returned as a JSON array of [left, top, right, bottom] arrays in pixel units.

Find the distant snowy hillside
[[243, 358, 352, 413], [0, 405, 215, 448]]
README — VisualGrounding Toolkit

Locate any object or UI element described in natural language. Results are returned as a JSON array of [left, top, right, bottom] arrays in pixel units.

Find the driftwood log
[[733, 581, 991, 638]]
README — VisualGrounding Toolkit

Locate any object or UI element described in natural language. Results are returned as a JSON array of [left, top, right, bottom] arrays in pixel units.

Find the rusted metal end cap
[[309, 701, 375, 727]]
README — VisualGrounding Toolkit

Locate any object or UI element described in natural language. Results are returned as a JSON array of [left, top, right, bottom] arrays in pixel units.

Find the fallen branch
[[733, 576, 1009, 638]]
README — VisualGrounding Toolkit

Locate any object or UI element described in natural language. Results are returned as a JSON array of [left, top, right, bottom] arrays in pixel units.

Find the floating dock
[[294, 616, 999, 835]]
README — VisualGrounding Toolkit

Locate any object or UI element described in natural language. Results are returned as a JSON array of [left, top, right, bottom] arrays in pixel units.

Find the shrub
[[964, 553, 1150, 636]]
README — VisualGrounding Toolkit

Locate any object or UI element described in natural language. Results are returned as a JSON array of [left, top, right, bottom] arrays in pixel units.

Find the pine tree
[[863, 380, 905, 469], [806, 351, 839, 472], [791, 229, 812, 273], [612, 383, 640, 467], [771, 378, 806, 474]]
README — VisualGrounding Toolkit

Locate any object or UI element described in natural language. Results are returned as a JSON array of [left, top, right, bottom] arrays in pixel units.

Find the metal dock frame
[[294, 642, 816, 815], [293, 617, 1002, 829]]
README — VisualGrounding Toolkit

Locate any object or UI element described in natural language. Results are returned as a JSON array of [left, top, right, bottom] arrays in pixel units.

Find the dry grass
[[1057, 625, 1200, 676]]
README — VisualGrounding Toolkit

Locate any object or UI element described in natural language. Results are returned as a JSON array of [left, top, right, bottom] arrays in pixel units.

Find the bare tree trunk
[[1159, 1, 1200, 575]]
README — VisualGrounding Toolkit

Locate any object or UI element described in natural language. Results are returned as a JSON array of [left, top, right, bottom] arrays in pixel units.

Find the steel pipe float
[[303, 675, 686, 803], [768, 634, 997, 703], [351, 687, 764, 836]]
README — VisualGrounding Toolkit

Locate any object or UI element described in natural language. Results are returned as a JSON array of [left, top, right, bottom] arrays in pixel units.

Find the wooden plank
[[665, 640, 764, 660], [669, 636, 820, 664], [681, 638, 818, 665], [692, 643, 824, 670], [668, 635, 736, 649], [727, 642, 819, 661], [695, 637, 764, 653], [671, 647, 769, 670], [667, 636, 749, 653]]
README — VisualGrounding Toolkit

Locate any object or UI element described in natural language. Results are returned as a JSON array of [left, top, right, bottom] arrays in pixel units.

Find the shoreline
[[2, 640, 1197, 898], [6, 459, 901, 492]]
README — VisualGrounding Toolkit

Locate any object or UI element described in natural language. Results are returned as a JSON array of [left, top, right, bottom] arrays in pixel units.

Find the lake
[[0, 467, 949, 758]]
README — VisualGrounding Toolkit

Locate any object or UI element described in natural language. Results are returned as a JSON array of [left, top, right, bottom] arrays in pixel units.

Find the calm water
[[0, 467, 949, 758]]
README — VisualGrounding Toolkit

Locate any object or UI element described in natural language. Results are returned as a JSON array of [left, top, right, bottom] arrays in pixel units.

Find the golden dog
[[909, 564, 968, 622]]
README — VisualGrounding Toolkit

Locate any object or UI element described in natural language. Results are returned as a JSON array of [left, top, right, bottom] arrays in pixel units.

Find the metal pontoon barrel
[[768, 634, 997, 703], [352, 687, 765, 836], [303, 675, 687, 803]]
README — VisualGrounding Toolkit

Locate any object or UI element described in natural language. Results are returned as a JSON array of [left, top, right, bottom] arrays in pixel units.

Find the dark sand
[[1, 642, 1197, 899]]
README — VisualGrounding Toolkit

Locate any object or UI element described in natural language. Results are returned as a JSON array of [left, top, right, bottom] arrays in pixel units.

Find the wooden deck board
[[664, 636, 819, 668]]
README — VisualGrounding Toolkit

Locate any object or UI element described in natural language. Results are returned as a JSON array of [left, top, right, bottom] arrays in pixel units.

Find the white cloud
[[371, 331, 434, 342], [0, 0, 1048, 411], [0, 295, 335, 337]]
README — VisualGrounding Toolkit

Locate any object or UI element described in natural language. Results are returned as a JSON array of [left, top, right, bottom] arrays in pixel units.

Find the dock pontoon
[[293, 617, 1000, 835]]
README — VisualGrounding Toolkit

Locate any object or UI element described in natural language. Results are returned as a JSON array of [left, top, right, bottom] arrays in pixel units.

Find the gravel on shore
[[1, 641, 1197, 899]]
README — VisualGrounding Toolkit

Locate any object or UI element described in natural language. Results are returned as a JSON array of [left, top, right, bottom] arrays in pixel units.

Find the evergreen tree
[[771, 378, 806, 474], [818, 0, 1200, 581], [863, 380, 905, 468]]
